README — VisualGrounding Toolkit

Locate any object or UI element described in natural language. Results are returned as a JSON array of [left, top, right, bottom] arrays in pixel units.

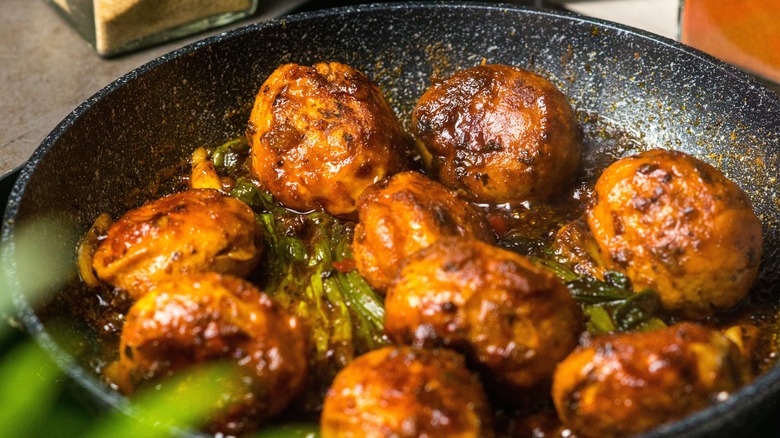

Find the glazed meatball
[[385, 238, 583, 396], [247, 62, 412, 218], [352, 171, 495, 292], [92, 189, 262, 299], [112, 272, 308, 435], [412, 64, 582, 203], [552, 322, 751, 438], [320, 346, 494, 438], [586, 149, 763, 317]]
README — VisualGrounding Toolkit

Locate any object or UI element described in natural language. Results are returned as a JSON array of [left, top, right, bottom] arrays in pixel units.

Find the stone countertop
[[562, 0, 678, 40]]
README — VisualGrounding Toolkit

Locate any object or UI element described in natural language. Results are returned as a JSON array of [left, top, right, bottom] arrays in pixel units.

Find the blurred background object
[[679, 0, 780, 89], [554, 0, 678, 40], [45, 0, 260, 57]]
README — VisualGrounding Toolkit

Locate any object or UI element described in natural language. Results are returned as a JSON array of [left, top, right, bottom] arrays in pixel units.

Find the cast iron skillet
[[3, 2, 780, 436]]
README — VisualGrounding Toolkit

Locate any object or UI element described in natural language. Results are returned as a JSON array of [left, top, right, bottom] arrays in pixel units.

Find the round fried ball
[[113, 272, 308, 436], [385, 237, 583, 395], [552, 322, 750, 438], [92, 188, 262, 299], [247, 62, 412, 218], [352, 171, 495, 293], [320, 346, 494, 438], [412, 64, 582, 203], [586, 149, 763, 317]]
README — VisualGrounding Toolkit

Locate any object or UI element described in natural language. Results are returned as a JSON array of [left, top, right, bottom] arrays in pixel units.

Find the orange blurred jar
[[679, 0, 780, 85]]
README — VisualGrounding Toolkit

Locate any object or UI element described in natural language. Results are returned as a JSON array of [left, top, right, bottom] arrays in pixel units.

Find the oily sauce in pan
[[50, 62, 779, 437]]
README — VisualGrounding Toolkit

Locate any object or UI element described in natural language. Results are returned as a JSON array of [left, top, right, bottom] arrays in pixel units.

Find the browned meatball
[[320, 346, 494, 438], [586, 149, 763, 317], [112, 272, 308, 436], [385, 238, 583, 396], [247, 62, 412, 218], [412, 64, 582, 203], [552, 322, 751, 438], [92, 189, 262, 299], [352, 171, 495, 292]]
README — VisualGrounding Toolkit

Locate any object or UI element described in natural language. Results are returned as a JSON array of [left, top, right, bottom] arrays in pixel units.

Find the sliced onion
[[77, 213, 112, 288]]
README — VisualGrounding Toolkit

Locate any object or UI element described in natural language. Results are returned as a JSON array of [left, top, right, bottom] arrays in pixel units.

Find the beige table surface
[[0, 0, 680, 180], [564, 0, 678, 40]]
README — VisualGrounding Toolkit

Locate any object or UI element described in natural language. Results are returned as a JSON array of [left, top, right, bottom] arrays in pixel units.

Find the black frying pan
[[3, 2, 780, 436]]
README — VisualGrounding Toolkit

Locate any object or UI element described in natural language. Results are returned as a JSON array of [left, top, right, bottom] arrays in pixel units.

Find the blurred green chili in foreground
[[0, 216, 280, 437]]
